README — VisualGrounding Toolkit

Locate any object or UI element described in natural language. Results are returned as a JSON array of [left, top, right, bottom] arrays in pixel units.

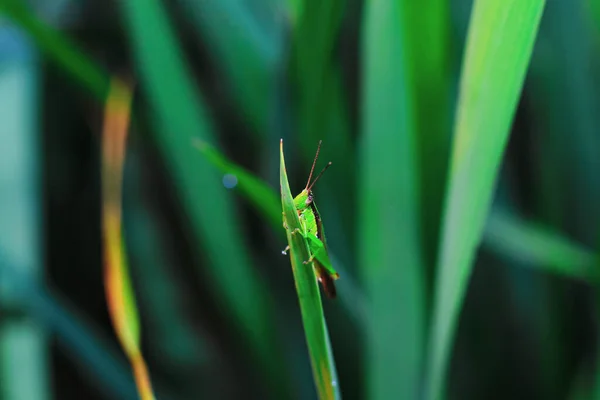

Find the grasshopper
[[283, 141, 339, 298]]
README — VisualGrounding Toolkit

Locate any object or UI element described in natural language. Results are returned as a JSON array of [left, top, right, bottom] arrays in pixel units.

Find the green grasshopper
[[283, 141, 340, 298]]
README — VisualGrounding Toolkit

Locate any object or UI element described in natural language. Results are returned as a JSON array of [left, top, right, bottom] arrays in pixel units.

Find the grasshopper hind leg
[[314, 263, 337, 299]]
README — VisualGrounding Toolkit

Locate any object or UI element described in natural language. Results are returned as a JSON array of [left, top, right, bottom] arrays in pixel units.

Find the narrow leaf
[[292, 0, 346, 150], [483, 210, 599, 281], [0, 0, 109, 100], [425, 2, 546, 399], [193, 139, 281, 229], [406, 0, 452, 284], [176, 0, 276, 134], [280, 139, 340, 400], [360, 0, 425, 398], [118, 0, 289, 394], [101, 78, 155, 400]]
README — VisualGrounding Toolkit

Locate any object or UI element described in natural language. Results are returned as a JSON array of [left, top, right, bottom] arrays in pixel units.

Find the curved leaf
[[101, 78, 155, 400]]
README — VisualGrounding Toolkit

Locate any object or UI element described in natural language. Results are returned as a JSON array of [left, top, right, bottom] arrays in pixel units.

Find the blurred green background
[[2, 0, 600, 399]]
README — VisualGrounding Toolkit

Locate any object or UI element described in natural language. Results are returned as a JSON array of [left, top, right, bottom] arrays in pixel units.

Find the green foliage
[[118, 0, 289, 395], [175, 0, 276, 135], [483, 210, 599, 281], [10, 0, 600, 399], [0, 0, 109, 99], [359, 1, 424, 398], [194, 140, 281, 229], [425, 2, 546, 398]]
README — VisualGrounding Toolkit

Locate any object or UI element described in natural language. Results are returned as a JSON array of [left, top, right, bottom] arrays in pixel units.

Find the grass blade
[[425, 1, 546, 399], [483, 210, 599, 282], [0, 0, 109, 100], [291, 0, 344, 135], [407, 1, 451, 285], [280, 139, 340, 400], [291, 0, 347, 152], [360, 0, 425, 398], [101, 78, 155, 400], [193, 139, 281, 229], [119, 0, 289, 394], [176, 0, 277, 135]]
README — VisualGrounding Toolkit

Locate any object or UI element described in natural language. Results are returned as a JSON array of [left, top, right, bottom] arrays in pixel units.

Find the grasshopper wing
[[314, 260, 337, 299]]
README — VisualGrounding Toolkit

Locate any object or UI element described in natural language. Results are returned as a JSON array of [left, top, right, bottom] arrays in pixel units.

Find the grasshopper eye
[[306, 194, 313, 205]]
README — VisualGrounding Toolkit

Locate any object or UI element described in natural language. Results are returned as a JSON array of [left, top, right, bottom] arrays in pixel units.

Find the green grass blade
[[176, 0, 277, 134], [483, 210, 599, 282], [119, 0, 289, 395], [406, 0, 451, 284], [193, 139, 281, 229], [0, 0, 109, 100], [360, 1, 425, 398], [292, 0, 344, 123], [425, 1, 546, 399], [280, 140, 340, 400]]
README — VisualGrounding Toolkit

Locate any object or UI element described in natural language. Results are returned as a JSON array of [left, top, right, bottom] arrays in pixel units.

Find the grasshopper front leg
[[302, 254, 315, 265], [282, 228, 303, 255]]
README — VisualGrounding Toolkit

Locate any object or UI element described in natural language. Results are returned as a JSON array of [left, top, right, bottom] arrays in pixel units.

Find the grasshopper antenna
[[307, 161, 332, 192], [305, 140, 323, 190]]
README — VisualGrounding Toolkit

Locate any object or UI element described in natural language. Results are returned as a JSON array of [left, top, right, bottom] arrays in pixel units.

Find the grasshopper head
[[293, 189, 313, 212]]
